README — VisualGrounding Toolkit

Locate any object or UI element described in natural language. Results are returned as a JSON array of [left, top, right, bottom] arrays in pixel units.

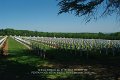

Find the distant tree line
[[0, 28, 120, 40]]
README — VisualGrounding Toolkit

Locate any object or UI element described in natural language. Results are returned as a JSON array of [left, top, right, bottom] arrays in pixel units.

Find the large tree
[[58, 0, 120, 22]]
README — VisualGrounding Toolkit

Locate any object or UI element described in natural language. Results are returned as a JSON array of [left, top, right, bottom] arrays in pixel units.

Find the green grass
[[0, 37, 50, 80], [0, 37, 74, 80], [7, 37, 46, 65], [1, 37, 120, 80]]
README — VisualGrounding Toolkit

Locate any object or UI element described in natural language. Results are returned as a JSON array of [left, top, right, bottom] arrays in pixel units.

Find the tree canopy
[[1, 28, 120, 40], [58, 0, 120, 22]]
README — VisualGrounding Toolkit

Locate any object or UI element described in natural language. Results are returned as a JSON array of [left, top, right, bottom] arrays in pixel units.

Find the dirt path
[[2, 38, 8, 56]]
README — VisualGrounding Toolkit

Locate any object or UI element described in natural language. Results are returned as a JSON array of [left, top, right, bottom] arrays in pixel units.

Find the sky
[[0, 0, 119, 33]]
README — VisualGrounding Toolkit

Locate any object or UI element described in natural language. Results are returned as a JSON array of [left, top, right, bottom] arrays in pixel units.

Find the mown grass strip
[[7, 37, 49, 66], [7, 37, 73, 79]]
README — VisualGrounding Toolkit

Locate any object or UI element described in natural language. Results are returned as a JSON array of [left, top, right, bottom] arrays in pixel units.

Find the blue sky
[[0, 0, 119, 33]]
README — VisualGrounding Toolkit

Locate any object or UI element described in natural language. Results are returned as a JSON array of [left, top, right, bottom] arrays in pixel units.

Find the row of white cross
[[20, 36, 120, 50], [0, 36, 8, 48], [12, 36, 120, 56]]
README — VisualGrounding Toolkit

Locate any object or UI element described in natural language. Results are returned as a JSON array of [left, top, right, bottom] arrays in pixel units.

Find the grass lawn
[[0, 37, 73, 80], [0, 37, 120, 80]]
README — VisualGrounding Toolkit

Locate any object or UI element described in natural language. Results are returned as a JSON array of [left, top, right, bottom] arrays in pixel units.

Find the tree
[[58, 0, 120, 22]]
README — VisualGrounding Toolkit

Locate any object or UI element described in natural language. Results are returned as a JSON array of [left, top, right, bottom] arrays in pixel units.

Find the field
[[0, 36, 120, 80]]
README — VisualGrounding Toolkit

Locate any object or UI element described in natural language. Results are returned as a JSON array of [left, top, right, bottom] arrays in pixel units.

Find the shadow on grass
[[0, 48, 120, 80], [0, 49, 48, 80], [44, 49, 120, 79], [0, 59, 45, 80], [0, 49, 96, 80], [29, 48, 120, 79], [43, 48, 120, 66]]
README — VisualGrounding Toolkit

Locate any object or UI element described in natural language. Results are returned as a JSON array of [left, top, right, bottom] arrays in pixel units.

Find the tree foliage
[[58, 0, 120, 22], [0, 28, 120, 40]]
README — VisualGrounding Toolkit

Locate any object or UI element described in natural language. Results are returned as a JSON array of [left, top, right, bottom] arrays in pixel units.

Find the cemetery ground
[[0, 37, 120, 80]]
